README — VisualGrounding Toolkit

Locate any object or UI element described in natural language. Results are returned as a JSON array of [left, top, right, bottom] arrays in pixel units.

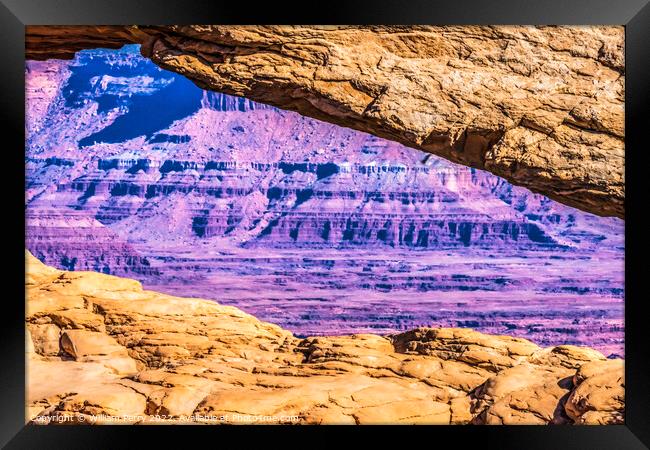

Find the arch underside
[[25, 25, 625, 219]]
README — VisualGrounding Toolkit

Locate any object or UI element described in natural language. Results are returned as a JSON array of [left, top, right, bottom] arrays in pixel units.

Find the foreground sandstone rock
[[25, 25, 624, 218], [26, 251, 624, 425]]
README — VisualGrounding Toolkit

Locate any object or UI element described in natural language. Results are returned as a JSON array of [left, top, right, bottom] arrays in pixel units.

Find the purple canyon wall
[[25, 46, 624, 357]]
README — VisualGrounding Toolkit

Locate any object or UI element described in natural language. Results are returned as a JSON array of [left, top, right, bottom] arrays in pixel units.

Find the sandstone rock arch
[[26, 25, 625, 218]]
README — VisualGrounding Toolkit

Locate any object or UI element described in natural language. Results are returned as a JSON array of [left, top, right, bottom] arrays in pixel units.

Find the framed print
[[1, 0, 649, 447]]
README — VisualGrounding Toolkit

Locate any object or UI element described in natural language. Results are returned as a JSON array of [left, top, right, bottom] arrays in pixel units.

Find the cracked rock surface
[[26, 251, 624, 425], [25, 25, 624, 218]]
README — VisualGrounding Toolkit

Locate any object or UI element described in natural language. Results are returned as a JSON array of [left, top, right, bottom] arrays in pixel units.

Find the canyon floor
[[140, 243, 624, 357], [26, 251, 624, 425]]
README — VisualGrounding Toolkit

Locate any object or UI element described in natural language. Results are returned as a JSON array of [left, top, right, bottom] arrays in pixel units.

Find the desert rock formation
[[26, 251, 624, 425], [25, 25, 625, 219], [26, 45, 625, 357]]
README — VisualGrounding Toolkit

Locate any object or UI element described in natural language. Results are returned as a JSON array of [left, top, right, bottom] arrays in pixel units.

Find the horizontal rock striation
[[25, 25, 625, 218], [26, 207, 158, 276], [32, 156, 561, 249], [25, 47, 624, 355], [26, 251, 624, 425], [25, 47, 617, 252]]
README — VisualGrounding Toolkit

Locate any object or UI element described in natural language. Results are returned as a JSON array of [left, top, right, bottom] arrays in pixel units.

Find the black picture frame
[[2, 0, 648, 448]]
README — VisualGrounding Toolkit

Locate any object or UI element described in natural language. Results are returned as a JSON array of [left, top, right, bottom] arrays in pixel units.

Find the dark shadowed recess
[[71, 49, 202, 146]]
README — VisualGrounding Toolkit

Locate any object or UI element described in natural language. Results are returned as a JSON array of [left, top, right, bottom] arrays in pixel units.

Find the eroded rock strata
[[25, 25, 625, 218], [25, 47, 624, 355], [26, 251, 624, 425]]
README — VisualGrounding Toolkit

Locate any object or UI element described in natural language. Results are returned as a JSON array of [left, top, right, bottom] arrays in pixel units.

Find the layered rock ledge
[[25, 25, 624, 219], [26, 251, 624, 425]]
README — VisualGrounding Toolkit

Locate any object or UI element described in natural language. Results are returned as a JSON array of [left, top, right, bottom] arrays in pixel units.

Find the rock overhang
[[25, 25, 625, 219]]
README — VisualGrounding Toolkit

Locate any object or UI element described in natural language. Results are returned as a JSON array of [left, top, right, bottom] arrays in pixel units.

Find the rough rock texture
[[25, 26, 139, 61], [25, 25, 625, 219], [26, 251, 624, 425]]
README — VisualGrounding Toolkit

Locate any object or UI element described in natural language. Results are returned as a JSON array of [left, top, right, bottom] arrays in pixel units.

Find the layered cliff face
[[26, 252, 624, 425], [25, 46, 624, 356], [25, 25, 625, 218], [26, 206, 158, 276], [25, 47, 620, 251]]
